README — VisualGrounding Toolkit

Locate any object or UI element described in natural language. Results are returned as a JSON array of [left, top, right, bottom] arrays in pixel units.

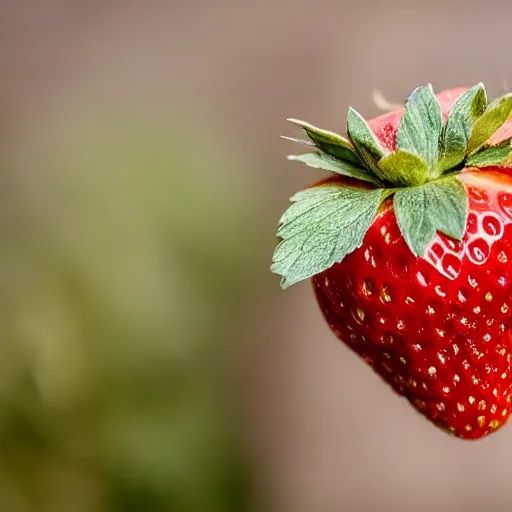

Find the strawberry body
[[274, 84, 512, 439], [313, 170, 512, 439]]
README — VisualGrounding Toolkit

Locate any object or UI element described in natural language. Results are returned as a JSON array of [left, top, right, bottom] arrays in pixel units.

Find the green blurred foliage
[[0, 110, 261, 511]]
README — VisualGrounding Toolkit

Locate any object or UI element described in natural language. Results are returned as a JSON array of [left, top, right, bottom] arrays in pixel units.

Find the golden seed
[[465, 424, 472, 431], [469, 396, 476, 405], [381, 286, 392, 303], [414, 399, 427, 410], [478, 416, 486, 427], [478, 400, 487, 411], [474, 306, 481, 314], [457, 403, 465, 412], [381, 334, 394, 345], [362, 280, 374, 297], [493, 388, 498, 397], [399, 356, 406, 365], [486, 292, 493, 302], [502, 303, 509, 313], [489, 419, 500, 429], [503, 409, 508, 417]]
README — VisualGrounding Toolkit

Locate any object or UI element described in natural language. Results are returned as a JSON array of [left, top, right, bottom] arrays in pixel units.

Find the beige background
[[2, 1, 512, 511]]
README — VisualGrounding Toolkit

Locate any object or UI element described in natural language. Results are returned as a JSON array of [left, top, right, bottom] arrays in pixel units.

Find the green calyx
[[272, 83, 512, 288]]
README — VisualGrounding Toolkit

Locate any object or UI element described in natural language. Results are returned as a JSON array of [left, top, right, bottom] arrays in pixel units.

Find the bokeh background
[[2, 1, 512, 511]]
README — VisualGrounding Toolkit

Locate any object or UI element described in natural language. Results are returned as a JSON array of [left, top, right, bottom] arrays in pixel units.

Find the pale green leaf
[[467, 93, 512, 155], [427, 178, 468, 240], [287, 152, 382, 185], [438, 83, 487, 172], [466, 138, 512, 167], [347, 107, 389, 181], [395, 84, 443, 171], [280, 136, 316, 146], [393, 177, 468, 257], [287, 118, 360, 164], [271, 184, 386, 288], [377, 150, 429, 187]]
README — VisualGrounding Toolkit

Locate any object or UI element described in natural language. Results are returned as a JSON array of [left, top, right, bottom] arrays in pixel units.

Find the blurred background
[[2, 1, 512, 511]]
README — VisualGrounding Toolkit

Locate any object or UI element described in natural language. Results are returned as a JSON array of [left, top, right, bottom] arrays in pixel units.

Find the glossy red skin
[[313, 89, 512, 439]]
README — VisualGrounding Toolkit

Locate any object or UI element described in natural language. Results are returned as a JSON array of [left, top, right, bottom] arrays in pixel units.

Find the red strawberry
[[272, 83, 512, 439]]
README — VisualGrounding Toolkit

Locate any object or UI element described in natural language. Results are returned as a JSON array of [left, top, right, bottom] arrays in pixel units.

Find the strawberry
[[272, 83, 512, 439]]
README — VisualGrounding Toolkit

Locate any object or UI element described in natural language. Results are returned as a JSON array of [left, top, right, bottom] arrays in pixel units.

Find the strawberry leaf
[[395, 84, 443, 173], [393, 177, 468, 257], [467, 93, 512, 155], [466, 138, 512, 167], [347, 107, 389, 181], [287, 119, 360, 164], [377, 150, 429, 187], [287, 152, 383, 185], [271, 183, 387, 288], [280, 136, 316, 146], [438, 83, 487, 172]]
